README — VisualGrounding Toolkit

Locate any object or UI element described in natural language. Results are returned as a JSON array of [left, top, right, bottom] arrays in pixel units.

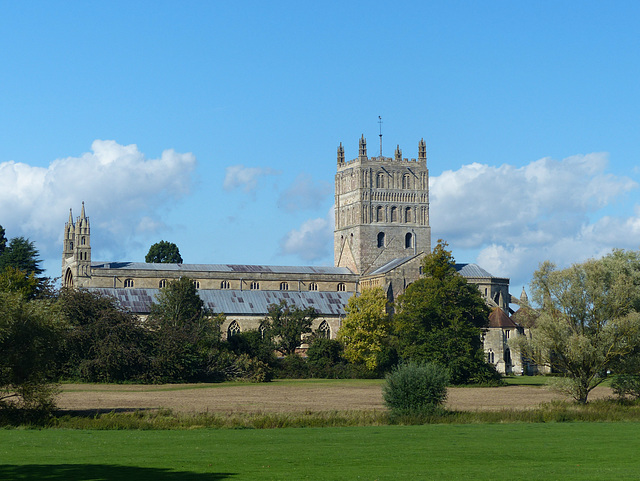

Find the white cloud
[[277, 173, 332, 212], [431, 152, 639, 287], [279, 208, 334, 262], [0, 140, 196, 262], [223, 164, 279, 192]]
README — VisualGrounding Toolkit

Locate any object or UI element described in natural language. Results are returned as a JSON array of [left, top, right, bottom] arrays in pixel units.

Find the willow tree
[[514, 250, 640, 403]]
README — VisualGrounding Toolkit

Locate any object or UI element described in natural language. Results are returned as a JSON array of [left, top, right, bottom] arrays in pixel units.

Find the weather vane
[[378, 116, 383, 157]]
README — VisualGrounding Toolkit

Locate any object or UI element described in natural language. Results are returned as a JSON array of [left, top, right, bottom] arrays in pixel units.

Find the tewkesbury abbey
[[62, 135, 530, 375]]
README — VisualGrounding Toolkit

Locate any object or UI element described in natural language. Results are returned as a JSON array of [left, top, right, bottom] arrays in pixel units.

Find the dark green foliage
[[394, 240, 492, 384], [383, 362, 449, 416], [274, 354, 310, 379], [612, 374, 640, 399], [0, 237, 44, 276], [145, 240, 183, 264], [0, 292, 61, 413], [227, 329, 276, 366], [265, 301, 317, 356], [57, 289, 151, 382], [0, 225, 6, 254], [147, 277, 223, 382]]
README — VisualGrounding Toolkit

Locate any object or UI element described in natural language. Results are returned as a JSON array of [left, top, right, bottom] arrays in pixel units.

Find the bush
[[612, 374, 640, 399], [383, 362, 449, 416]]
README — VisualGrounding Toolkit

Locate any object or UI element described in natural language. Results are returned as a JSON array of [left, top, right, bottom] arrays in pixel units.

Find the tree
[[147, 277, 222, 381], [265, 300, 317, 356], [0, 267, 39, 300], [145, 241, 183, 264], [0, 225, 6, 255], [513, 251, 640, 403], [337, 287, 395, 372], [0, 237, 44, 276], [393, 240, 493, 384], [0, 292, 62, 413], [57, 289, 151, 382]]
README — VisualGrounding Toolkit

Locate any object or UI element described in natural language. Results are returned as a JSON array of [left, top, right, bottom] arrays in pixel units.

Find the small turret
[[358, 135, 367, 160], [337, 142, 345, 165], [418, 138, 427, 162], [520, 287, 528, 305], [395, 144, 402, 162]]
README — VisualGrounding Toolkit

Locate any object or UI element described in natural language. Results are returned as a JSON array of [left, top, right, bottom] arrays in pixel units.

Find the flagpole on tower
[[378, 116, 383, 157]]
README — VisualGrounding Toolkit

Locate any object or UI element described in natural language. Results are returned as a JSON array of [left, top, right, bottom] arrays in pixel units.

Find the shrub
[[612, 374, 640, 399], [383, 362, 449, 416]]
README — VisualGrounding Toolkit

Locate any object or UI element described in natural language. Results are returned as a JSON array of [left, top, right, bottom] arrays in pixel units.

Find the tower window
[[124, 279, 134, 288], [391, 206, 398, 222], [405, 232, 413, 249], [192, 280, 200, 289], [280, 282, 289, 291], [81, 236, 86, 245], [377, 232, 385, 248], [376, 172, 384, 188], [250, 281, 260, 290], [221, 280, 230, 289], [376, 206, 383, 222], [402, 174, 411, 189], [309, 282, 318, 291], [159, 279, 167, 288], [405, 207, 412, 223], [337, 283, 346, 292]]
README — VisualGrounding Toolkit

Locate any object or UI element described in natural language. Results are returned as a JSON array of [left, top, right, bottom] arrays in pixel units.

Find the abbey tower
[[334, 136, 431, 274]]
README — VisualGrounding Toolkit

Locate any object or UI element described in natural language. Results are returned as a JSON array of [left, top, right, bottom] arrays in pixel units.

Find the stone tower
[[62, 202, 91, 287], [334, 136, 431, 274]]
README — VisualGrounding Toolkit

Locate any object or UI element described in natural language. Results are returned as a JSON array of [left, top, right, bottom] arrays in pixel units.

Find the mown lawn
[[1, 422, 639, 480]]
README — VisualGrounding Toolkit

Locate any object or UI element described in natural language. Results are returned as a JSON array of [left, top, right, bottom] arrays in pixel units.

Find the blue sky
[[1, 1, 639, 296]]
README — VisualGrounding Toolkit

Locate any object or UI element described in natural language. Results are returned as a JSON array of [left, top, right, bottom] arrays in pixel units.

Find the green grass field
[[2, 423, 639, 480]]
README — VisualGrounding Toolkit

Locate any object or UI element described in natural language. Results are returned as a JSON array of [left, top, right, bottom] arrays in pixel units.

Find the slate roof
[[87, 288, 354, 316], [90, 262, 354, 276], [454, 263, 496, 279], [367, 256, 417, 275]]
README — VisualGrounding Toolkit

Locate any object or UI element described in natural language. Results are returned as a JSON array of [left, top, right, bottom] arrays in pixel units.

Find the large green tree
[[0, 225, 6, 255], [513, 250, 640, 403], [337, 287, 394, 372], [265, 301, 317, 356], [57, 289, 151, 382], [0, 292, 62, 413], [0, 237, 43, 276], [145, 241, 183, 264], [393, 240, 494, 384], [147, 277, 222, 381]]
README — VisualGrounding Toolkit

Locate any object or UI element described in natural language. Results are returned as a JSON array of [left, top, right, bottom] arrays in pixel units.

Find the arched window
[[405, 207, 412, 223], [124, 279, 134, 288], [376, 172, 385, 188], [402, 174, 411, 189], [377, 232, 385, 248], [64, 268, 73, 288], [280, 282, 289, 291], [390, 206, 398, 222], [337, 283, 346, 292], [81, 236, 86, 245], [227, 321, 240, 338], [487, 350, 495, 364], [309, 282, 318, 291], [250, 281, 260, 290], [159, 279, 167, 288], [405, 232, 413, 249], [192, 280, 200, 289], [376, 206, 383, 222], [221, 280, 230, 289], [259, 322, 269, 339], [318, 321, 331, 339]]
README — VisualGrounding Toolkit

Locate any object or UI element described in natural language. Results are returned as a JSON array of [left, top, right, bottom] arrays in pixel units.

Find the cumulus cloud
[[430, 152, 639, 286], [277, 173, 332, 212], [279, 208, 334, 262], [0, 140, 196, 261], [223, 165, 279, 192]]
